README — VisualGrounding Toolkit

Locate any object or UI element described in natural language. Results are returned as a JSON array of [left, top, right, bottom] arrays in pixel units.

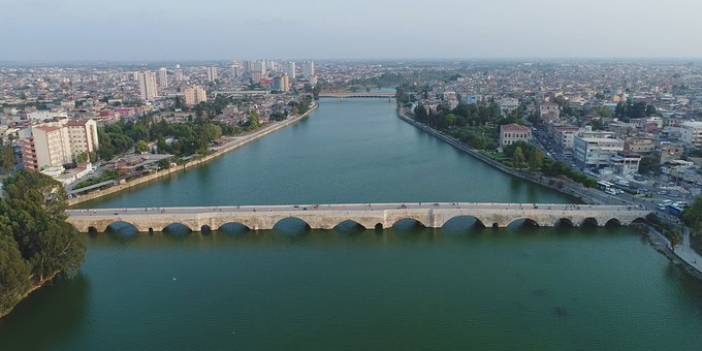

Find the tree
[[0, 233, 31, 316], [0, 142, 14, 173], [445, 113, 458, 127], [683, 197, 702, 235], [247, 112, 260, 129], [639, 155, 661, 175], [512, 146, 526, 168], [528, 148, 545, 172], [0, 171, 85, 317], [74, 152, 88, 165], [2, 172, 85, 281], [136, 140, 150, 153]]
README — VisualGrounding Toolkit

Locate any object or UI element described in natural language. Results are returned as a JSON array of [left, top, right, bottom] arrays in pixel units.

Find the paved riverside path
[[66, 202, 650, 233]]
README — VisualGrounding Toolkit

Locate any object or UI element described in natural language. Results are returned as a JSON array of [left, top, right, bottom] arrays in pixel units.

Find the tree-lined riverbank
[[68, 104, 318, 207]]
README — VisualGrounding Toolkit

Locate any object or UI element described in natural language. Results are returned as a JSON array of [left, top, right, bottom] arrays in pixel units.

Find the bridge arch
[[392, 218, 426, 230], [604, 218, 622, 228], [581, 218, 599, 228], [105, 221, 139, 236], [162, 223, 193, 235], [507, 218, 541, 230], [554, 218, 576, 228], [218, 222, 252, 234], [273, 217, 311, 234], [442, 216, 486, 232], [334, 220, 367, 232]]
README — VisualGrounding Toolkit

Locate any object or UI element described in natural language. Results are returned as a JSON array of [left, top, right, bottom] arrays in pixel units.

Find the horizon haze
[[2, 0, 701, 62]]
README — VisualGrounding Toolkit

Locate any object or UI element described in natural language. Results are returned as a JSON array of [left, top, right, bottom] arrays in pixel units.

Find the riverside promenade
[[67, 104, 318, 206]]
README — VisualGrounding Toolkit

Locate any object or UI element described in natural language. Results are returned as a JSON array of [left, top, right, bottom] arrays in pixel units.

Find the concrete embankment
[[68, 104, 318, 206], [396, 110, 619, 205]]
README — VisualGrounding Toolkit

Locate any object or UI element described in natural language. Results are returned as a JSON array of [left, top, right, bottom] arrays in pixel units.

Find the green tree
[[158, 158, 171, 170], [683, 197, 702, 235], [512, 146, 526, 169], [74, 152, 88, 165], [2, 172, 85, 281], [528, 148, 545, 172], [0, 140, 15, 173], [0, 232, 31, 316], [136, 140, 150, 153], [639, 155, 661, 175], [247, 112, 260, 129], [445, 113, 458, 127]]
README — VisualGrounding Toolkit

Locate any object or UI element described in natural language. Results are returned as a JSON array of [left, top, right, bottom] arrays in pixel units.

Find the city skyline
[[2, 0, 702, 62]]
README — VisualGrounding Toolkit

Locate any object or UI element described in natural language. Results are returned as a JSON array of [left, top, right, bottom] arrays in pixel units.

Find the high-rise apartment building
[[183, 86, 208, 107], [20, 119, 99, 170], [303, 61, 315, 78], [207, 67, 218, 82], [287, 62, 296, 79], [175, 65, 184, 82], [137, 71, 158, 100], [158, 67, 168, 90], [273, 74, 290, 92]]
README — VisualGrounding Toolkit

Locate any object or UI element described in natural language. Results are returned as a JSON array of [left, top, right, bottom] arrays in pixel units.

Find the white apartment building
[[20, 119, 99, 170], [498, 97, 520, 115], [680, 121, 702, 149], [573, 130, 624, 168], [287, 62, 296, 79], [158, 67, 168, 90], [138, 71, 159, 101], [207, 67, 218, 82], [610, 154, 641, 176], [549, 125, 581, 154], [303, 61, 315, 78], [66, 119, 99, 156]]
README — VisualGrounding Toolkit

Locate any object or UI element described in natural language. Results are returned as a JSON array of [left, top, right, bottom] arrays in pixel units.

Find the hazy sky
[[2, 0, 701, 61]]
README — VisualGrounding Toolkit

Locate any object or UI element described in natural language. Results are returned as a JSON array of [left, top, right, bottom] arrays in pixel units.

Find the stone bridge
[[66, 202, 650, 233], [318, 92, 396, 99]]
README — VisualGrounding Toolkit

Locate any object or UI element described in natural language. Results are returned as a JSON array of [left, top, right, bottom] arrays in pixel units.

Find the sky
[[1, 0, 701, 62]]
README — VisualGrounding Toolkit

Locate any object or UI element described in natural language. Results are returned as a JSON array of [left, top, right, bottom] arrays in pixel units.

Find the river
[[1, 99, 702, 350]]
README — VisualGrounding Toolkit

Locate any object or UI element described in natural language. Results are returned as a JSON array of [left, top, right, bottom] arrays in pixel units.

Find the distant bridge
[[66, 202, 650, 233], [318, 92, 396, 99]]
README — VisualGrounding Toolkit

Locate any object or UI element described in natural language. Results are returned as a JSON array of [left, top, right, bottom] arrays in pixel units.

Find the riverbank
[[396, 108, 702, 280], [396, 108, 630, 206], [67, 104, 318, 207], [0, 272, 58, 320]]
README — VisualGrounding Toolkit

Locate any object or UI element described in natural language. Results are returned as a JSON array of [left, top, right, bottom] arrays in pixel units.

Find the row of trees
[[0, 139, 15, 173], [411, 100, 597, 188], [0, 172, 85, 317], [414, 101, 511, 130], [97, 116, 231, 160], [503, 141, 596, 187], [614, 100, 657, 121]]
